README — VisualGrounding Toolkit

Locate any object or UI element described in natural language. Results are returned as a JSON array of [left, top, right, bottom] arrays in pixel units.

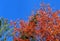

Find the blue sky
[[0, 0, 60, 21]]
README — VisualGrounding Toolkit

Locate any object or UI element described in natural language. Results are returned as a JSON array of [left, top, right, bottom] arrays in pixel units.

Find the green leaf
[[21, 35, 28, 40], [0, 20, 1, 26], [31, 38, 36, 41]]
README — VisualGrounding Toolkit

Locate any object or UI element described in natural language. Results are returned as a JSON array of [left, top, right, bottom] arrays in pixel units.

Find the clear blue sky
[[0, 0, 60, 41], [0, 0, 60, 21]]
